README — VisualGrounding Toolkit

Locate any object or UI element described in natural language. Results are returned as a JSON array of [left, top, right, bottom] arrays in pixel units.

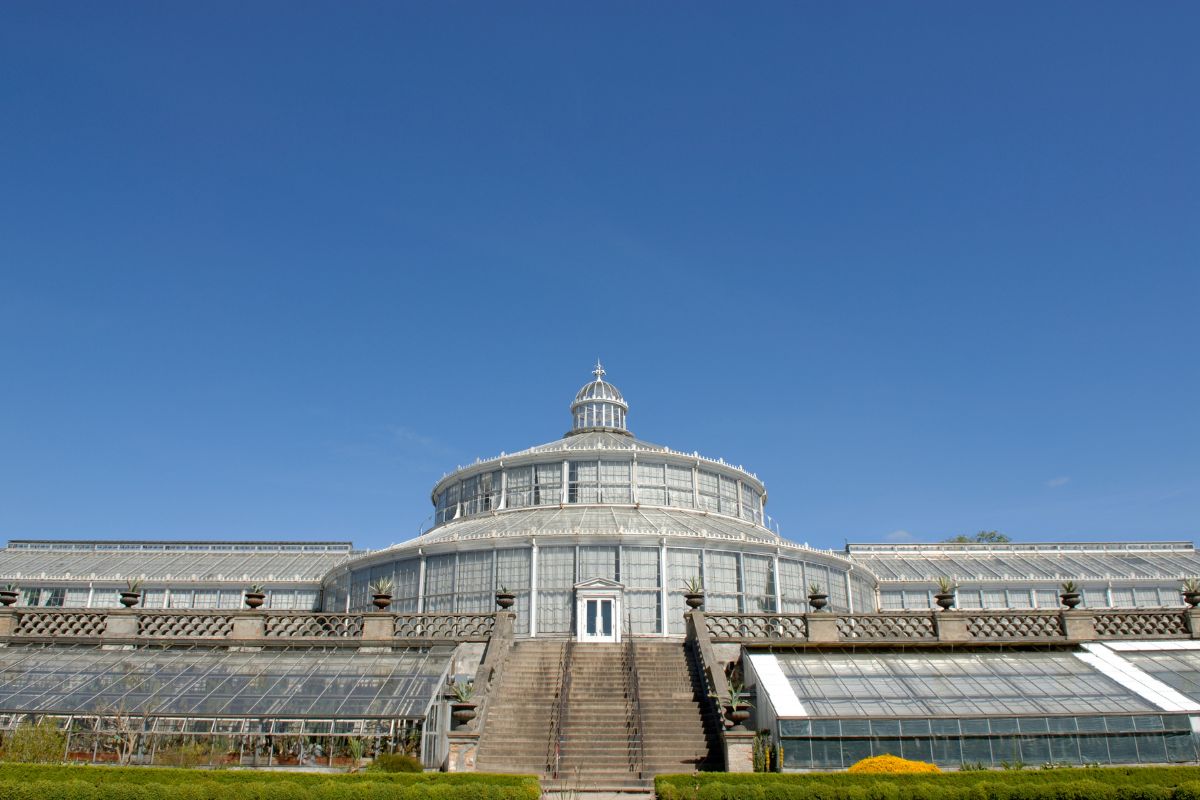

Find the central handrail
[[547, 638, 574, 778], [625, 620, 647, 779]]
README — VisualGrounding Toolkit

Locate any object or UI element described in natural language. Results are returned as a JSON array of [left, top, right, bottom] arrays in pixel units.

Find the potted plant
[[683, 577, 705, 610], [449, 679, 477, 730], [1183, 579, 1200, 608], [1059, 581, 1082, 609], [244, 584, 266, 609], [495, 585, 515, 610], [0, 584, 18, 607], [807, 582, 828, 611], [934, 577, 956, 611], [718, 679, 753, 730], [119, 579, 143, 608], [369, 577, 394, 610]]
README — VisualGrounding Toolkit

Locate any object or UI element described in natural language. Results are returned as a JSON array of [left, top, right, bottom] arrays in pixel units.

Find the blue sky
[[1, 4, 1196, 550]]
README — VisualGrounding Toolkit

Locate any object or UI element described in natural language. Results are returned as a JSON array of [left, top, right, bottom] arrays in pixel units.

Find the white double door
[[580, 597, 615, 642]]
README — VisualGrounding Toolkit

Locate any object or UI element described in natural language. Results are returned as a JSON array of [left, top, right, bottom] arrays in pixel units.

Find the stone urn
[[934, 592, 955, 611], [725, 705, 751, 730], [372, 593, 393, 610], [450, 702, 477, 730], [119, 592, 141, 608], [244, 591, 266, 609], [807, 593, 828, 612], [495, 591, 515, 610], [684, 592, 705, 610], [0, 590, 18, 607], [1060, 592, 1082, 609], [1184, 591, 1200, 608]]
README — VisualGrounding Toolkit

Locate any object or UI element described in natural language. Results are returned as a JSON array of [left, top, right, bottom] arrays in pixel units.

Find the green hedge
[[656, 767, 1200, 800], [0, 765, 539, 800]]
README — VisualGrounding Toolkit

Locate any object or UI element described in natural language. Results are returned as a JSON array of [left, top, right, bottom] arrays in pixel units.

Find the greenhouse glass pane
[[0, 644, 451, 721], [773, 651, 1156, 717]]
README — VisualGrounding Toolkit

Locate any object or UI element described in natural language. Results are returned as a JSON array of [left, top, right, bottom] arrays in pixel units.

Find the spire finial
[[593, 359, 605, 380]]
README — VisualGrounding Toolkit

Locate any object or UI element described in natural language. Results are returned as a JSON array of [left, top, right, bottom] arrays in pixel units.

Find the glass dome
[[570, 361, 629, 434]]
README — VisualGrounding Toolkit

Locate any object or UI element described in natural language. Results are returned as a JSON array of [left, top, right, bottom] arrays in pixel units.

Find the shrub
[[0, 721, 66, 764], [369, 753, 423, 773], [849, 755, 941, 774], [155, 741, 209, 768]]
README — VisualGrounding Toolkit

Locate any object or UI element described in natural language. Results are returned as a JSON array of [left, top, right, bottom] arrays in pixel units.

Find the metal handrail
[[624, 619, 647, 779], [547, 638, 573, 778]]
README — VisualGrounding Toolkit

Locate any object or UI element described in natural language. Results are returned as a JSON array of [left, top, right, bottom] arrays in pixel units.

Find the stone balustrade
[[699, 607, 1200, 645], [0, 607, 498, 646]]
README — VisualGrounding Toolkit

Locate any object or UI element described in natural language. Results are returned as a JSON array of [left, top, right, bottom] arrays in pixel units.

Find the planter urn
[[450, 702, 477, 730], [495, 591, 515, 610], [0, 590, 17, 607], [934, 592, 956, 611], [1184, 592, 1200, 609], [1060, 592, 1082, 609], [372, 593, 393, 610], [684, 592, 705, 610], [725, 705, 751, 730], [807, 593, 828, 612], [244, 592, 266, 609], [119, 592, 141, 608]]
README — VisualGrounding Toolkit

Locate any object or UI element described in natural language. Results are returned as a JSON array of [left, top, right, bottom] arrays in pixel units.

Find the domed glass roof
[[570, 361, 629, 435], [575, 368, 625, 404]]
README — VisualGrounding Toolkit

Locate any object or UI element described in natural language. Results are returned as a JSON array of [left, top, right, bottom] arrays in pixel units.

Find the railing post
[[0, 608, 15, 640], [231, 611, 266, 642], [103, 609, 138, 644], [1187, 608, 1200, 639], [1061, 609, 1096, 641], [806, 612, 839, 643], [935, 610, 969, 642], [361, 612, 394, 642]]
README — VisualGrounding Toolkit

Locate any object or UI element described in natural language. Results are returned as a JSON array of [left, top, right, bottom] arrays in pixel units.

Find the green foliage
[[657, 766, 1200, 800], [0, 720, 66, 763], [154, 741, 208, 768], [943, 531, 1011, 544], [0, 765, 539, 800], [368, 753, 423, 773]]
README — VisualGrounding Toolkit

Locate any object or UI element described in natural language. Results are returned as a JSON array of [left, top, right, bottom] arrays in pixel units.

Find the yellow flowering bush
[[847, 754, 941, 774]]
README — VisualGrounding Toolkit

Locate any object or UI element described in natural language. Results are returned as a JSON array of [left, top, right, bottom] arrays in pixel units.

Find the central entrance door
[[582, 598, 614, 642], [574, 578, 623, 644]]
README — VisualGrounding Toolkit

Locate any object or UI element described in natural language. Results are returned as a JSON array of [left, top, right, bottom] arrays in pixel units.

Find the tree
[[0, 718, 66, 763], [943, 531, 1011, 544]]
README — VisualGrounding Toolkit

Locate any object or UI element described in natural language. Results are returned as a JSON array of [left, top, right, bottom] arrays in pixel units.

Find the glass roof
[[0, 644, 452, 719], [0, 547, 355, 583], [415, 504, 782, 544], [774, 650, 1158, 718], [1116, 650, 1200, 703], [846, 546, 1200, 581]]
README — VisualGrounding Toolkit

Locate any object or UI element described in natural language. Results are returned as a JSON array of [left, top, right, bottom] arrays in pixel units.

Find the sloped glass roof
[[0, 644, 452, 719], [845, 543, 1200, 581], [0, 545, 355, 583], [773, 650, 1158, 718], [1116, 649, 1200, 703], [414, 504, 782, 544]]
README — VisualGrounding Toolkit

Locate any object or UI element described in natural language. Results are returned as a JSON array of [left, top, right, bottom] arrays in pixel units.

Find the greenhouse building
[[1, 365, 1199, 786]]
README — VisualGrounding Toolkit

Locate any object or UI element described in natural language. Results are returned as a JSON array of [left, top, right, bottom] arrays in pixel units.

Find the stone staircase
[[634, 641, 722, 775], [475, 638, 566, 776], [555, 643, 645, 789], [475, 638, 720, 797]]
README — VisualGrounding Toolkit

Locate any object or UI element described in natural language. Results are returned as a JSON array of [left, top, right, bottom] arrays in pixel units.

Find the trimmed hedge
[[0, 765, 539, 800], [657, 767, 1200, 800]]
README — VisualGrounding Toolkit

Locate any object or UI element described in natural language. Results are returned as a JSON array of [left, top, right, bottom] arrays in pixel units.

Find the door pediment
[[574, 577, 624, 591]]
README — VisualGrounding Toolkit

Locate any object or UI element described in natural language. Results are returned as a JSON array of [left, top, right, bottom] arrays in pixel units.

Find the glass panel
[[774, 650, 1157, 718]]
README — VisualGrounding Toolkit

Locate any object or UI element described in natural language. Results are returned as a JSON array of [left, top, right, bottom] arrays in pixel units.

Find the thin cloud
[[1046, 476, 1071, 488], [885, 530, 916, 543], [388, 425, 459, 459]]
